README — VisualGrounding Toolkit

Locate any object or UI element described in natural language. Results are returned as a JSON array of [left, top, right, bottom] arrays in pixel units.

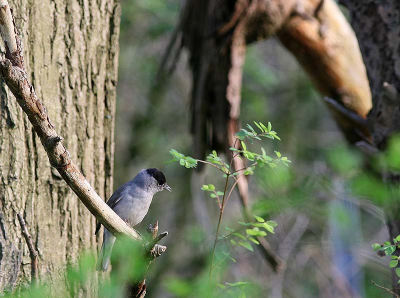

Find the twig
[[196, 160, 227, 174], [221, 175, 241, 211], [17, 213, 38, 286], [0, 0, 145, 243], [208, 172, 231, 296], [371, 280, 400, 298]]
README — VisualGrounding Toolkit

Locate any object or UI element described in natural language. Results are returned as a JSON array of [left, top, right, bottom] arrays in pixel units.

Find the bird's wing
[[94, 185, 128, 235]]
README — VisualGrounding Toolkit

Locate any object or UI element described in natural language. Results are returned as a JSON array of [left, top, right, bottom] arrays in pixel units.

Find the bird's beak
[[163, 184, 172, 192]]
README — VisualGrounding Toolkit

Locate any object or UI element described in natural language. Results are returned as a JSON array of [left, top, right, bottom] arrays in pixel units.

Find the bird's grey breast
[[112, 182, 154, 227]]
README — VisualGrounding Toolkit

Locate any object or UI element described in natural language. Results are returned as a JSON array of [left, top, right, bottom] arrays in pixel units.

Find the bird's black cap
[[146, 168, 166, 185]]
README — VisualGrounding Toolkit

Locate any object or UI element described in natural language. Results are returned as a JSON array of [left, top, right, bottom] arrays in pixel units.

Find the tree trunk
[[0, 0, 120, 292], [339, 0, 400, 294], [339, 0, 400, 150]]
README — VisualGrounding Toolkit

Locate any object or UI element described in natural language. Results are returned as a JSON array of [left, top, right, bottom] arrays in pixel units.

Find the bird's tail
[[96, 230, 116, 271]]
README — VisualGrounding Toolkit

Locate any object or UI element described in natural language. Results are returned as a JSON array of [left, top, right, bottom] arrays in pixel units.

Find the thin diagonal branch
[[17, 213, 38, 286], [370, 280, 400, 298]]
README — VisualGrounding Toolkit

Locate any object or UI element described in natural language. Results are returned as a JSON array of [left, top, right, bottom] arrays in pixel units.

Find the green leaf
[[266, 221, 278, 227], [246, 229, 257, 236], [372, 243, 381, 251], [185, 157, 198, 168], [263, 223, 275, 234], [268, 122, 272, 132], [239, 241, 253, 251], [253, 215, 265, 223], [246, 228, 267, 237], [396, 268, 400, 277], [248, 236, 260, 245], [210, 193, 216, 198], [217, 191, 224, 196], [235, 131, 247, 140], [243, 151, 255, 161], [241, 141, 247, 151], [208, 184, 215, 191], [207, 152, 222, 165], [392, 255, 399, 259], [244, 167, 254, 176], [396, 235, 400, 242], [260, 122, 268, 133], [390, 260, 399, 268], [251, 222, 267, 228], [247, 124, 256, 133], [170, 149, 184, 160], [238, 222, 252, 226], [201, 185, 209, 191], [254, 121, 263, 132], [226, 282, 251, 287], [233, 232, 246, 241], [230, 239, 237, 246], [222, 251, 237, 263], [385, 245, 397, 255]]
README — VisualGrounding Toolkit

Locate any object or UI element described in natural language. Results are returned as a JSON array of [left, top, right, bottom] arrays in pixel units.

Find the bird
[[95, 168, 171, 271]]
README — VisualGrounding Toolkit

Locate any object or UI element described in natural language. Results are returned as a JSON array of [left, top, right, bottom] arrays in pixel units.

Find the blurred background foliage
[[112, 0, 392, 297]]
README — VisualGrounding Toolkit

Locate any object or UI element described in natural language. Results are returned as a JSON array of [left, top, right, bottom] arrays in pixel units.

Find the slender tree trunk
[[0, 0, 120, 291]]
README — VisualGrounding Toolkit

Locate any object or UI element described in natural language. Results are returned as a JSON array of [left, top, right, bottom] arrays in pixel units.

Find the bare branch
[[0, 1, 16, 52], [17, 213, 38, 286]]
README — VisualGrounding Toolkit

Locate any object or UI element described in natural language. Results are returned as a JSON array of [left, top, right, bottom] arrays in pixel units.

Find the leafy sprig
[[372, 235, 400, 282], [168, 121, 289, 294], [220, 216, 277, 253], [235, 121, 280, 142]]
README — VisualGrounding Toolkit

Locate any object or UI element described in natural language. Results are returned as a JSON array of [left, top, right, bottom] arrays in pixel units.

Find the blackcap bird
[[95, 168, 171, 271]]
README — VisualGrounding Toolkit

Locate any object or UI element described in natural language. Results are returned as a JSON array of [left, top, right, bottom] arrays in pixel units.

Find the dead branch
[[17, 213, 38, 286], [0, 0, 166, 265]]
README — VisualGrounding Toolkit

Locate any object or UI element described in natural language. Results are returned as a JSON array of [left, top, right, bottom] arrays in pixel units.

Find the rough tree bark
[[338, 0, 400, 294], [0, 0, 120, 291]]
